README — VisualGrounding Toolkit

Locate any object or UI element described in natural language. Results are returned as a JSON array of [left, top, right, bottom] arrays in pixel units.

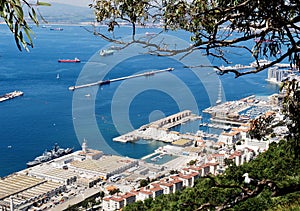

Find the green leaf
[[24, 27, 33, 45], [14, 5, 24, 21], [36, 1, 51, 6], [30, 8, 39, 25]]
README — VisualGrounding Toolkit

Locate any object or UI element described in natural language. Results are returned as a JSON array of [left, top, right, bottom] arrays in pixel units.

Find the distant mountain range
[[37, 2, 95, 24]]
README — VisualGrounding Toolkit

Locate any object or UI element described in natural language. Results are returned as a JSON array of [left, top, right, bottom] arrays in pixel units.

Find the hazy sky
[[47, 0, 92, 8]]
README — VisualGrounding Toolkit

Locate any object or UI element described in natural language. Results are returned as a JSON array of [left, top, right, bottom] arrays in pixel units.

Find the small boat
[[145, 32, 157, 36], [50, 27, 63, 31], [99, 49, 114, 56], [56, 73, 60, 79], [58, 58, 80, 63]]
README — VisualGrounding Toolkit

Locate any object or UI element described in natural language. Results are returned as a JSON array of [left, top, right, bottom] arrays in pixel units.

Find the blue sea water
[[0, 25, 279, 177]]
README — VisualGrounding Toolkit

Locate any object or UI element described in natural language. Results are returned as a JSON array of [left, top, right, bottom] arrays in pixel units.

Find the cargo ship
[[26, 144, 73, 168], [0, 91, 24, 103]]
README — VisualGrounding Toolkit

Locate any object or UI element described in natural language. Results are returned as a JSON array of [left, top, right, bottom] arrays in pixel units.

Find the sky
[[42, 0, 92, 8]]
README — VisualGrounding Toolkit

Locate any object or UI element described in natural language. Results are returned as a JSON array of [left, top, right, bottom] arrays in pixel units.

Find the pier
[[69, 67, 174, 91], [113, 110, 201, 143], [143, 110, 200, 130]]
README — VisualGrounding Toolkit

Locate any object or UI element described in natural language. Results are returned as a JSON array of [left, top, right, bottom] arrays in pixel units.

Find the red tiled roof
[[103, 197, 110, 201], [178, 173, 193, 179], [159, 182, 173, 187], [111, 196, 124, 202], [122, 192, 136, 198], [172, 179, 183, 184], [190, 172, 200, 177], [190, 166, 202, 171], [150, 186, 163, 192], [206, 162, 219, 166], [139, 190, 153, 195]]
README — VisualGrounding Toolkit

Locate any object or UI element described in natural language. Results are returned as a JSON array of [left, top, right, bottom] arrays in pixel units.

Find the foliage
[[280, 79, 300, 159], [0, 0, 50, 51], [91, 0, 300, 77], [99, 190, 105, 199], [188, 159, 198, 166], [170, 169, 179, 175], [139, 177, 151, 188], [249, 113, 275, 141], [109, 187, 121, 195]]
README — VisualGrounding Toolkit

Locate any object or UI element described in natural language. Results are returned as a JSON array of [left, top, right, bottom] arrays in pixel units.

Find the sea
[[0, 24, 279, 177]]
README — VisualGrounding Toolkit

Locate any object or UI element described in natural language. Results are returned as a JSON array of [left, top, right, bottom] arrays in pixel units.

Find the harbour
[[0, 92, 287, 211], [0, 24, 280, 179]]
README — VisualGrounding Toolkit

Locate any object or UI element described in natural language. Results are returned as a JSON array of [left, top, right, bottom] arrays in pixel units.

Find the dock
[[69, 67, 174, 91], [113, 110, 202, 143]]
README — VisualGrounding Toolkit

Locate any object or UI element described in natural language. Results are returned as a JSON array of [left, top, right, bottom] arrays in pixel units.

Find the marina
[[199, 123, 231, 130], [68, 67, 174, 91]]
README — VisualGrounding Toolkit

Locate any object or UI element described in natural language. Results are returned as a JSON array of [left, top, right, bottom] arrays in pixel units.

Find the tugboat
[[26, 143, 73, 168]]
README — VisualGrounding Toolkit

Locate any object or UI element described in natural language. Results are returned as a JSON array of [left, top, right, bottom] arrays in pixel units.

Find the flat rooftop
[[0, 174, 44, 200], [70, 155, 137, 175], [0, 174, 63, 208], [30, 163, 78, 180]]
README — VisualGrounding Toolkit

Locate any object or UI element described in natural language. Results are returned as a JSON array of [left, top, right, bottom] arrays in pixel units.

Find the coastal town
[[1, 1, 300, 210], [0, 76, 296, 211]]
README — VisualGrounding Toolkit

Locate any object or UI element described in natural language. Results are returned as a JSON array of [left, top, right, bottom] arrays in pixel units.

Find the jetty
[[69, 67, 174, 91], [113, 110, 202, 143]]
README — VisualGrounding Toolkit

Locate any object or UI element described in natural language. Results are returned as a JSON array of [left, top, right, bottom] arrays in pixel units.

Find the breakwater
[[69, 67, 174, 91]]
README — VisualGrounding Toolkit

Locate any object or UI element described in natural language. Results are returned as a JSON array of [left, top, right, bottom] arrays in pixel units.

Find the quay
[[113, 110, 202, 143], [69, 67, 174, 91], [219, 60, 290, 71]]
